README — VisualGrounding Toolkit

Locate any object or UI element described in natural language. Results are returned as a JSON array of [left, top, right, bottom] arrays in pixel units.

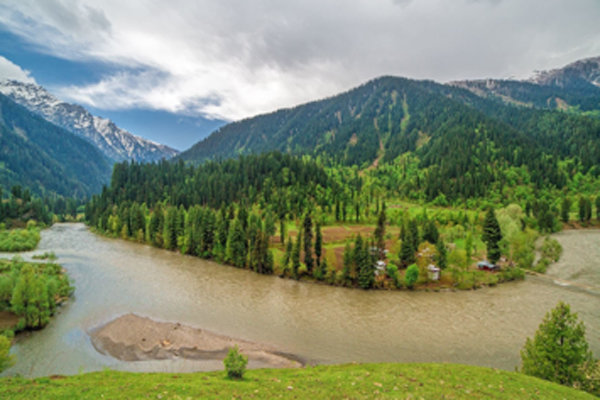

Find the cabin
[[477, 260, 500, 271], [427, 264, 440, 281], [375, 260, 387, 276]]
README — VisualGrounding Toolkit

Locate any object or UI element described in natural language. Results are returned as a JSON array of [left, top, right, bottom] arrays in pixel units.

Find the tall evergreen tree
[[303, 213, 313, 273], [521, 302, 597, 392], [291, 234, 301, 279], [560, 197, 571, 223], [482, 208, 503, 264], [436, 238, 447, 270], [225, 219, 246, 268], [314, 222, 322, 269], [408, 219, 419, 253], [357, 238, 374, 289], [373, 207, 386, 259]]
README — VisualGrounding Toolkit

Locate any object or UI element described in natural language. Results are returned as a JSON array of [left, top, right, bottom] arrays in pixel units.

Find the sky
[[0, 0, 599, 150]]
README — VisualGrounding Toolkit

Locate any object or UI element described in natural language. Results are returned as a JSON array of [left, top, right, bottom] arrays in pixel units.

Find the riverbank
[[90, 314, 302, 368], [0, 363, 595, 399]]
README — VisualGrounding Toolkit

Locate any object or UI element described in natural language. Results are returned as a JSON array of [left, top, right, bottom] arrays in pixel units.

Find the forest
[[85, 150, 598, 290]]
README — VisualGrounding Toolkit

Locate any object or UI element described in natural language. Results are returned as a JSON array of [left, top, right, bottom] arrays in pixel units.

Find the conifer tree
[[225, 219, 246, 268], [423, 219, 439, 244], [303, 214, 313, 273], [561, 197, 571, 223], [399, 223, 415, 267], [521, 302, 597, 392], [436, 238, 447, 270], [357, 238, 374, 289], [291, 234, 301, 279], [341, 242, 353, 285], [314, 222, 322, 269], [482, 208, 502, 264], [373, 207, 386, 259], [408, 219, 419, 253]]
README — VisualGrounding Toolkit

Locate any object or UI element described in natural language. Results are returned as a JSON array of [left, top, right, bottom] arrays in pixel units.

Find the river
[[2, 224, 599, 377]]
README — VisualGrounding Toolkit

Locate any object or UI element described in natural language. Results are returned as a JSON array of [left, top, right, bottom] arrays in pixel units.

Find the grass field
[[0, 363, 594, 399]]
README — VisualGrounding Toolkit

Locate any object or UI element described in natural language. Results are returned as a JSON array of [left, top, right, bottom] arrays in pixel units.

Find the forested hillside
[[178, 76, 600, 201], [0, 94, 111, 198]]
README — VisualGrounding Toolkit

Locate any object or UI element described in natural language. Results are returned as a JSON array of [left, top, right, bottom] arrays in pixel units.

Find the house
[[427, 264, 440, 281], [477, 260, 500, 271], [375, 260, 387, 276]]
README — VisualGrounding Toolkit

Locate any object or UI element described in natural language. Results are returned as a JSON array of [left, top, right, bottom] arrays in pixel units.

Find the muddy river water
[[2, 224, 599, 377]]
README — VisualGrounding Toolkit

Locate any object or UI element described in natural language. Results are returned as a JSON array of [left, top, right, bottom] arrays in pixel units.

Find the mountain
[[0, 93, 111, 198], [177, 74, 600, 171], [451, 56, 600, 113], [531, 56, 600, 88], [0, 80, 179, 162]]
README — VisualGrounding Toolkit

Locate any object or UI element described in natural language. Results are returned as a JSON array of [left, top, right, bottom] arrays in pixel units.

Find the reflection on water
[[2, 223, 599, 377]]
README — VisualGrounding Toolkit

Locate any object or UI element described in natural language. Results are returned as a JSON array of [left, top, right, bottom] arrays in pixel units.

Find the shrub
[[0, 335, 13, 372], [404, 264, 419, 289], [224, 345, 247, 379], [386, 264, 399, 287], [540, 237, 562, 263]]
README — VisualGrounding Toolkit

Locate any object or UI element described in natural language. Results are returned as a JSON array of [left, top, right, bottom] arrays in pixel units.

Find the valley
[[0, 15, 600, 395], [1, 223, 598, 379]]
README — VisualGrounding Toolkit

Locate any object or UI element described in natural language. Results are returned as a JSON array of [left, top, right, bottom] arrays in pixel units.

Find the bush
[[386, 264, 400, 288], [224, 345, 247, 379], [0, 229, 41, 252], [404, 264, 419, 289], [0, 334, 13, 372], [540, 237, 562, 263]]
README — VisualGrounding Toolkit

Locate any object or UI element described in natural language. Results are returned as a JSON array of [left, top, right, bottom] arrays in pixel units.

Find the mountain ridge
[[0, 93, 111, 197], [0, 80, 179, 163]]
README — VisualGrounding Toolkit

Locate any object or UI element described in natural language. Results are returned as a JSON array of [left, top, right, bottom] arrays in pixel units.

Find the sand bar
[[90, 314, 303, 368]]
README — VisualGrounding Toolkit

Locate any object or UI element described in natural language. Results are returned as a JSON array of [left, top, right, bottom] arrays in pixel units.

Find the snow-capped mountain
[[0, 80, 178, 162], [530, 56, 600, 88]]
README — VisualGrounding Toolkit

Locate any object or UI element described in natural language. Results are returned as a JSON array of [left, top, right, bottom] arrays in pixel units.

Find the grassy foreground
[[1, 363, 595, 399]]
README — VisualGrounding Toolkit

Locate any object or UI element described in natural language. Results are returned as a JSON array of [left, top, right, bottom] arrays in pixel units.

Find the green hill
[[0, 93, 111, 198], [0, 363, 595, 399], [177, 76, 600, 201]]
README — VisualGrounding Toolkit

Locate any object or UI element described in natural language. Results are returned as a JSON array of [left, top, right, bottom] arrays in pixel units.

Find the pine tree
[[399, 223, 415, 267], [423, 219, 439, 244], [282, 238, 293, 276], [373, 207, 386, 259], [303, 214, 313, 273], [291, 234, 301, 279], [579, 197, 587, 223], [482, 208, 502, 264], [561, 197, 571, 223], [314, 222, 322, 270], [436, 238, 447, 270], [408, 219, 419, 253], [521, 302, 597, 391], [357, 239, 374, 289], [465, 231, 473, 268], [225, 219, 246, 268], [341, 242, 353, 285]]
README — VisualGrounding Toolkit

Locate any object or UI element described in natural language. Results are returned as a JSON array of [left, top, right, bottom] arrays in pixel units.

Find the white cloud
[[0, 55, 36, 83], [1, 0, 599, 121]]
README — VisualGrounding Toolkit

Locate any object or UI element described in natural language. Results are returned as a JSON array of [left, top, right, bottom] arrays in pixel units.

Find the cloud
[[1, 0, 600, 121], [0, 55, 36, 83]]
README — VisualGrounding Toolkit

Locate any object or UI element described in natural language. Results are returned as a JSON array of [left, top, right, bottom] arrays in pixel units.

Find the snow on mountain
[[530, 56, 600, 88], [0, 80, 178, 162]]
